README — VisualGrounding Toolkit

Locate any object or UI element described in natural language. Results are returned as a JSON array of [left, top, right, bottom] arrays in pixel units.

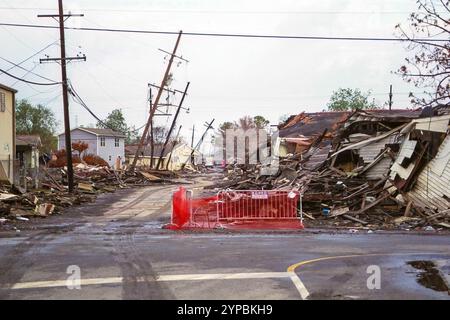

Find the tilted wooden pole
[[181, 119, 215, 170], [129, 31, 182, 171], [156, 82, 190, 170]]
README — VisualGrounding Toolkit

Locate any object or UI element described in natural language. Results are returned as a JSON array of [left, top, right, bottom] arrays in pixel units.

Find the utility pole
[[156, 82, 190, 170], [165, 125, 183, 170], [38, 0, 85, 193], [129, 31, 183, 171], [388, 84, 393, 110], [182, 119, 215, 170], [190, 125, 195, 165]]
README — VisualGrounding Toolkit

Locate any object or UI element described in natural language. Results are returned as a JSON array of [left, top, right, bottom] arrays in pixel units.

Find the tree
[[97, 108, 136, 143], [97, 109, 127, 133], [327, 88, 376, 111], [15, 99, 58, 153], [72, 141, 88, 158], [218, 121, 235, 138], [396, 0, 450, 107], [235, 116, 255, 130], [152, 126, 171, 144], [253, 115, 270, 129]]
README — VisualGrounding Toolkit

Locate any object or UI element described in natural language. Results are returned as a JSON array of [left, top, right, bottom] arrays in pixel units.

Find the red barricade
[[168, 188, 304, 230], [217, 190, 300, 221], [167, 187, 218, 229]]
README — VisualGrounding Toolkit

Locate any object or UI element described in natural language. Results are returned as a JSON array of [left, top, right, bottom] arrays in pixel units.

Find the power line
[[0, 68, 61, 86], [68, 83, 108, 127], [69, 83, 128, 137], [0, 7, 441, 15], [0, 22, 448, 42], [0, 55, 59, 83], [5, 41, 58, 72]]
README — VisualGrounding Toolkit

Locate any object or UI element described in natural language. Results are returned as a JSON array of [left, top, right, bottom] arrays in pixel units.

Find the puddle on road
[[407, 260, 449, 294]]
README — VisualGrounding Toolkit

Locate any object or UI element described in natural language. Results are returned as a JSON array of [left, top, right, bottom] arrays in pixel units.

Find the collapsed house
[[388, 107, 450, 213], [217, 107, 450, 230], [329, 109, 422, 180], [278, 111, 349, 170]]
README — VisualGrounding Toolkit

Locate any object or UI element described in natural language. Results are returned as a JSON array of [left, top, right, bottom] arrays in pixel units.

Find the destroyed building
[[329, 109, 422, 180], [218, 106, 450, 230]]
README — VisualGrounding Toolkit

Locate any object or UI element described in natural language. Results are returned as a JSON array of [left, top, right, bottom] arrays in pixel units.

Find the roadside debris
[[0, 163, 180, 225]]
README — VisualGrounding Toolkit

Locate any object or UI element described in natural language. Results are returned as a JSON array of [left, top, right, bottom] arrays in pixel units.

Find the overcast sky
[[0, 0, 426, 152]]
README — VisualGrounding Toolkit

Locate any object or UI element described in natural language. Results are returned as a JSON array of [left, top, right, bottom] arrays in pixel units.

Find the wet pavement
[[0, 181, 449, 300]]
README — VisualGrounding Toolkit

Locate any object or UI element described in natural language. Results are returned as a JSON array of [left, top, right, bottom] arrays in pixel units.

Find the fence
[[217, 190, 301, 221], [169, 187, 303, 230]]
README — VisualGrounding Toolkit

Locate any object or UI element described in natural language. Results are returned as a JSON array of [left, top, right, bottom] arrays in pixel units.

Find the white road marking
[[288, 271, 310, 300], [159, 272, 290, 281], [11, 272, 292, 290]]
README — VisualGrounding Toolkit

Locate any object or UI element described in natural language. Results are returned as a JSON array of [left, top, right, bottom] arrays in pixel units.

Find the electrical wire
[[68, 84, 108, 127], [0, 68, 60, 86], [69, 83, 131, 138], [5, 41, 58, 73], [0, 22, 448, 42], [0, 7, 443, 15]]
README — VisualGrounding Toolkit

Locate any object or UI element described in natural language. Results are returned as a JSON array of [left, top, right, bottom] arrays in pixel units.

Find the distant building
[[125, 143, 202, 171], [0, 83, 17, 184], [58, 127, 126, 167], [16, 135, 42, 170]]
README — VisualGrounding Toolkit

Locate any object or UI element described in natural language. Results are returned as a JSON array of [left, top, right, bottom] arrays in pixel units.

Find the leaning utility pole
[[38, 0, 85, 193], [182, 119, 215, 170], [388, 84, 393, 110], [156, 82, 190, 170], [129, 31, 183, 171], [190, 125, 195, 165]]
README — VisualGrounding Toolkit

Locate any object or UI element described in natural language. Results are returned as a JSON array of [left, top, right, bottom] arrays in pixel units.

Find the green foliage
[[15, 99, 58, 153], [97, 109, 127, 133], [327, 88, 376, 111], [253, 115, 270, 129], [97, 108, 136, 143]]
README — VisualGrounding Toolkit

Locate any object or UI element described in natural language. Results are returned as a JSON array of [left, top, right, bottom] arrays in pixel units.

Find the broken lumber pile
[[209, 155, 449, 231], [0, 164, 180, 226]]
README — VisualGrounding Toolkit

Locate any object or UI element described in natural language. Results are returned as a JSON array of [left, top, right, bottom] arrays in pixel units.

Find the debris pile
[[0, 163, 179, 226], [212, 108, 450, 231]]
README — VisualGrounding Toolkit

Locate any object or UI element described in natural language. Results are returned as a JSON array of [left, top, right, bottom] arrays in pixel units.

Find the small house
[[16, 135, 42, 170], [58, 127, 125, 167]]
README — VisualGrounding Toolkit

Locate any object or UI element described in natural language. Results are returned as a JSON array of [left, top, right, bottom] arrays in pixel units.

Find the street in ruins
[[0, 174, 449, 300], [1, 0, 450, 304]]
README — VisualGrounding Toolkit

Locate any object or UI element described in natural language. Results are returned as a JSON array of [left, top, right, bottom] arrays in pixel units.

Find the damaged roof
[[345, 109, 423, 124], [16, 135, 42, 147], [279, 109, 424, 139], [279, 111, 349, 138]]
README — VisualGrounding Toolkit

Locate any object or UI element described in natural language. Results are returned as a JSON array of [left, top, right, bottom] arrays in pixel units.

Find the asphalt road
[[0, 180, 449, 300]]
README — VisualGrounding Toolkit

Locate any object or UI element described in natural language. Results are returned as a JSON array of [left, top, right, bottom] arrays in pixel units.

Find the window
[[0, 92, 6, 112], [100, 137, 106, 147], [115, 138, 120, 147]]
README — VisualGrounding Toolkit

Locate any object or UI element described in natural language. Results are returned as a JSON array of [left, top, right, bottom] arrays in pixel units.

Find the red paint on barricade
[[165, 187, 189, 230], [165, 187, 218, 230], [166, 188, 304, 230]]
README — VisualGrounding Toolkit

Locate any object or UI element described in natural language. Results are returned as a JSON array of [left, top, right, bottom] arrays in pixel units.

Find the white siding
[[58, 129, 98, 155], [58, 129, 125, 167], [408, 135, 450, 210], [97, 136, 125, 167]]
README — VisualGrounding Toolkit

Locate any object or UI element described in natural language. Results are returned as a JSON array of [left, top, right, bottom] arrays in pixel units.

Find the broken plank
[[342, 214, 368, 225]]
